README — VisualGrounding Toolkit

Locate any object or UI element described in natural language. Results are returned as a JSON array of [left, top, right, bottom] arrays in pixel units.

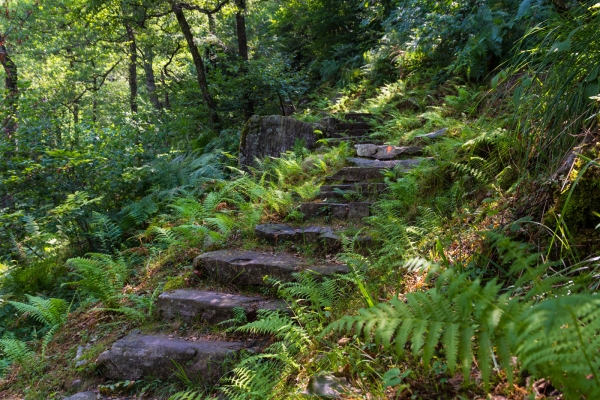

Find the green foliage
[[327, 232, 600, 395], [0, 339, 38, 377], [65, 254, 130, 308], [8, 295, 69, 354], [506, 0, 600, 175], [169, 389, 209, 400], [222, 271, 347, 399]]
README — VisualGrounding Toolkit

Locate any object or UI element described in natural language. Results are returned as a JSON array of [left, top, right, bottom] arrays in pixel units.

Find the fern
[[119, 196, 158, 227], [221, 358, 287, 400], [65, 254, 130, 308], [169, 389, 209, 400], [517, 294, 600, 398], [0, 339, 38, 376], [8, 295, 69, 355], [90, 212, 122, 253], [324, 261, 519, 387]]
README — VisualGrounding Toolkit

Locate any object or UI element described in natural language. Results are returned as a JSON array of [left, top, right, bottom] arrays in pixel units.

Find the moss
[[163, 275, 187, 291], [547, 146, 600, 232]]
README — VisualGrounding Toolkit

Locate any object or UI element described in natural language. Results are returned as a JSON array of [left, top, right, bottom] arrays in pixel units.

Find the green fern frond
[[517, 294, 600, 398], [65, 254, 130, 308], [0, 339, 37, 375], [90, 212, 122, 253], [169, 389, 208, 400], [324, 274, 515, 387]]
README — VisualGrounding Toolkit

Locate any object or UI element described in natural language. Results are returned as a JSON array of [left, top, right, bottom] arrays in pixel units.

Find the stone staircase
[[300, 115, 428, 222], [65, 116, 444, 400]]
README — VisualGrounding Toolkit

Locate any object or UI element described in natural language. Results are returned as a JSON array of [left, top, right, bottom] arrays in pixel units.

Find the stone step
[[299, 202, 371, 220], [355, 144, 423, 160], [346, 157, 428, 169], [195, 249, 349, 286], [318, 183, 387, 200], [336, 122, 371, 131], [326, 167, 387, 182], [64, 393, 105, 400], [345, 112, 374, 122], [255, 223, 373, 250], [97, 333, 245, 382], [157, 289, 288, 323], [342, 128, 370, 137], [415, 127, 447, 140], [325, 136, 383, 145]]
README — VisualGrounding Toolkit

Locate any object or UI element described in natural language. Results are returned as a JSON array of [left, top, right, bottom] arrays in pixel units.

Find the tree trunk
[[143, 48, 161, 110], [0, 36, 18, 136], [73, 101, 79, 124], [235, 0, 254, 120], [126, 24, 138, 113], [235, 0, 249, 62], [93, 77, 98, 123], [171, 3, 220, 125]]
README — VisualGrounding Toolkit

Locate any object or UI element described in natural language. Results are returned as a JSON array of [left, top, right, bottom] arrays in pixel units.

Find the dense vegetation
[[1, 0, 599, 398]]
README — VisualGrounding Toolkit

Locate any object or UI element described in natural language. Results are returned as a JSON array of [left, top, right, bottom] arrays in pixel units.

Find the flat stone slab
[[195, 249, 348, 285], [326, 167, 386, 182], [63, 393, 104, 400], [157, 290, 287, 323], [97, 333, 244, 382], [347, 157, 426, 168], [300, 202, 371, 220], [326, 136, 383, 145], [415, 128, 447, 140], [255, 223, 335, 244], [337, 122, 371, 131], [345, 112, 374, 122], [355, 144, 423, 159], [319, 183, 387, 200]]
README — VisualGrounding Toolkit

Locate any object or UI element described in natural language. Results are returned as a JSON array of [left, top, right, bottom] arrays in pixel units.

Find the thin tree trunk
[[0, 35, 18, 136], [235, 0, 249, 62], [205, 12, 216, 72], [73, 101, 79, 124], [235, 0, 254, 120], [161, 71, 171, 109], [143, 48, 161, 110], [208, 12, 216, 35], [93, 77, 98, 123], [126, 24, 138, 113], [171, 3, 220, 125]]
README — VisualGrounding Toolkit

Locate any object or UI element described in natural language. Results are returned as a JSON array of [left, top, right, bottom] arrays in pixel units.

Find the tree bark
[[235, 0, 248, 62], [143, 48, 161, 110], [92, 76, 98, 123], [235, 0, 254, 120], [126, 24, 138, 113], [73, 101, 79, 124], [171, 3, 220, 125], [0, 35, 18, 136]]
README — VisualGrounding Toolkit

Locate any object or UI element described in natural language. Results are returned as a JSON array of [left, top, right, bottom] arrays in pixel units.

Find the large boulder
[[239, 115, 321, 168]]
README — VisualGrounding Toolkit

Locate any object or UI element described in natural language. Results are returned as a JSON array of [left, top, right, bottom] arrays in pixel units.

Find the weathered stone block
[[97, 334, 244, 382], [299, 202, 328, 218], [254, 223, 335, 244], [157, 290, 287, 323], [347, 157, 424, 168], [318, 183, 387, 200], [195, 249, 348, 285], [330, 204, 349, 219], [415, 128, 447, 140], [326, 167, 386, 182], [239, 115, 320, 168], [63, 392, 103, 400], [355, 144, 423, 159], [348, 202, 371, 220]]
